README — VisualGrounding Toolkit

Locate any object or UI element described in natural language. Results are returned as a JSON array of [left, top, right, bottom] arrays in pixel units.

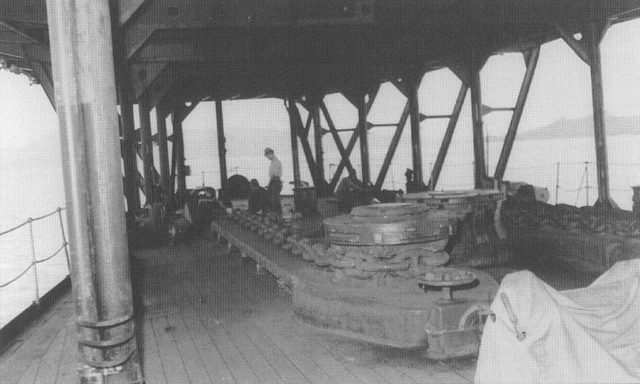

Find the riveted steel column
[[470, 69, 488, 189], [288, 98, 302, 187], [45, 0, 142, 382], [138, 96, 155, 203], [312, 100, 325, 184], [494, 47, 540, 180], [216, 100, 228, 189], [357, 93, 370, 184], [172, 107, 187, 205], [156, 107, 171, 204], [409, 79, 425, 190], [588, 24, 614, 209], [118, 80, 140, 212]]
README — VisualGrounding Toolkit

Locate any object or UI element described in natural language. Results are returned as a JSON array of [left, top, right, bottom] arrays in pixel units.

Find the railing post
[[28, 218, 40, 305], [57, 207, 71, 275]]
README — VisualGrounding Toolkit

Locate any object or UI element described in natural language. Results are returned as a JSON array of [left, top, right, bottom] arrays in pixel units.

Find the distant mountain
[[489, 115, 640, 142]]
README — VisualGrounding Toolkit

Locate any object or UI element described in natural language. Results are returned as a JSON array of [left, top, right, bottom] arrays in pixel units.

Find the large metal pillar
[[118, 80, 140, 212], [156, 107, 171, 204], [427, 83, 469, 190], [312, 99, 325, 184], [45, 0, 142, 382], [408, 78, 426, 190], [494, 47, 540, 180], [357, 92, 371, 185], [587, 24, 615, 209], [172, 107, 187, 205], [287, 98, 302, 187], [216, 100, 228, 189], [138, 96, 155, 202], [470, 69, 488, 189]]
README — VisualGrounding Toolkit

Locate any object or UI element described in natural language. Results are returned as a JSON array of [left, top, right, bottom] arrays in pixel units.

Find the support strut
[[118, 79, 141, 212], [427, 83, 469, 190], [138, 96, 155, 202], [470, 69, 488, 189], [287, 98, 302, 187], [216, 100, 228, 190], [408, 78, 426, 191], [156, 106, 171, 204], [320, 101, 356, 177], [357, 93, 371, 185], [172, 106, 187, 206], [374, 101, 410, 190], [494, 46, 540, 180], [45, 0, 142, 381], [312, 99, 325, 185]]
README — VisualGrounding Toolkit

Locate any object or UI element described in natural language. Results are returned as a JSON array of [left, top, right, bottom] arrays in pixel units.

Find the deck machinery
[[228, 203, 498, 358], [1, 0, 640, 381]]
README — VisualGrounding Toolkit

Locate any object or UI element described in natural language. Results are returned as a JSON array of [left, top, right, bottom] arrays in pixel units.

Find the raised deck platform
[[0, 238, 476, 384]]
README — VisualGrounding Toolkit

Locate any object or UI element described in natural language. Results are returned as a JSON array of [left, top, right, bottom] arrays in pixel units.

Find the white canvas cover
[[475, 259, 640, 384]]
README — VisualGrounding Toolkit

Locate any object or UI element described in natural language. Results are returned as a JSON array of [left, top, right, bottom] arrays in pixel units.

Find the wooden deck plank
[[31, 326, 68, 384], [54, 323, 77, 384], [164, 311, 214, 384], [140, 318, 168, 384], [0, 305, 71, 384], [150, 316, 192, 384]]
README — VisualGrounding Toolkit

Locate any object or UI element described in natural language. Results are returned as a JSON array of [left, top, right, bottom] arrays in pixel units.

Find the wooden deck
[[0, 237, 476, 384]]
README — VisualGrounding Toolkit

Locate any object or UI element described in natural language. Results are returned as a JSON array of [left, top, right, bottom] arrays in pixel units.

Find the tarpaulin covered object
[[475, 259, 640, 384]]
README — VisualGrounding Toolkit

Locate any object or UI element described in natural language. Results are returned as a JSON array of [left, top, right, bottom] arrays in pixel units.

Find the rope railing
[[0, 207, 69, 305]]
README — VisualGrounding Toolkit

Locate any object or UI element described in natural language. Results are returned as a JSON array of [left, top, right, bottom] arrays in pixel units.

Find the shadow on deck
[[0, 237, 476, 384]]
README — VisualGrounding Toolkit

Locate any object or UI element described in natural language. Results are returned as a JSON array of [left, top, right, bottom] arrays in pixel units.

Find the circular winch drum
[[403, 189, 503, 218], [323, 203, 452, 246]]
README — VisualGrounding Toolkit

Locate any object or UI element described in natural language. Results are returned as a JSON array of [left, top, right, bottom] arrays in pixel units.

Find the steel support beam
[[375, 101, 411, 190], [216, 100, 228, 189], [470, 69, 488, 189], [119, 80, 141, 212], [45, 0, 142, 381], [312, 99, 325, 185], [494, 46, 540, 180], [357, 93, 371, 185], [287, 99, 302, 188], [172, 107, 187, 206], [138, 96, 155, 202], [329, 131, 360, 190], [156, 106, 171, 204], [320, 101, 356, 177], [427, 83, 469, 190], [408, 78, 426, 191], [587, 23, 616, 209]]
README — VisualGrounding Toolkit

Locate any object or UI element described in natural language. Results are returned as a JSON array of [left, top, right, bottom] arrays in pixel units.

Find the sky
[[2, 17, 640, 188]]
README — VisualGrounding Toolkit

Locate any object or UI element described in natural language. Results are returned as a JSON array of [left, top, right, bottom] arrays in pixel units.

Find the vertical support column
[[172, 107, 187, 205], [216, 100, 228, 191], [357, 92, 370, 185], [156, 107, 171, 204], [288, 98, 302, 187], [312, 99, 325, 184], [470, 69, 488, 189], [138, 96, 155, 202], [588, 24, 615, 209], [408, 78, 425, 190], [45, 0, 142, 382], [494, 47, 540, 180], [118, 79, 140, 212]]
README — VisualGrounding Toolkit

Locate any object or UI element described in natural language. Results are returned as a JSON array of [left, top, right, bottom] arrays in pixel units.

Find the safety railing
[[0, 207, 70, 305]]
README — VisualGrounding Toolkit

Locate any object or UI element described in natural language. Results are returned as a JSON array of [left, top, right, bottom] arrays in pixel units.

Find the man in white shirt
[[264, 147, 282, 214]]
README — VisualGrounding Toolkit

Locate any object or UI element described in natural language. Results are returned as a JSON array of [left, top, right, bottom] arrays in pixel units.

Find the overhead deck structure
[[1, 0, 639, 382]]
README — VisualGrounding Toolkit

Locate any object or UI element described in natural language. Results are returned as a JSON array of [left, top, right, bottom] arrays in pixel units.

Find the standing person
[[264, 147, 283, 214]]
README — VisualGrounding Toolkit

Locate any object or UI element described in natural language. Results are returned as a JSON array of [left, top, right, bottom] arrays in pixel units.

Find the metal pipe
[[587, 23, 615, 209], [216, 100, 228, 190], [428, 83, 469, 190], [288, 98, 302, 188], [470, 69, 488, 189], [156, 106, 171, 204], [45, 0, 141, 379], [494, 47, 540, 180], [138, 96, 155, 203], [409, 79, 425, 189], [375, 101, 410, 190]]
